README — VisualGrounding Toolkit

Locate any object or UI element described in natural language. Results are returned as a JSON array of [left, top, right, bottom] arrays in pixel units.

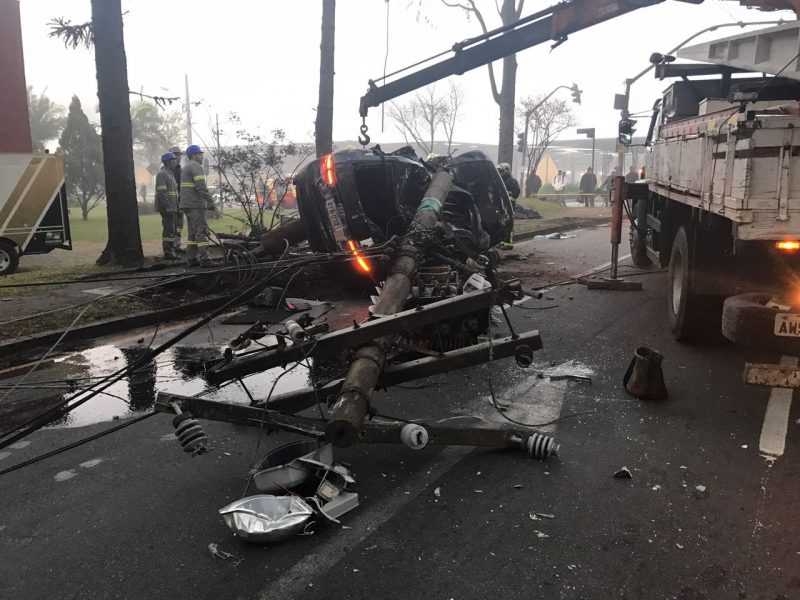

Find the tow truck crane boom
[[359, 0, 704, 118]]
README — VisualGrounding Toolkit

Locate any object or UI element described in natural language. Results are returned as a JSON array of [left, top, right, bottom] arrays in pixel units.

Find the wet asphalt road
[[1, 227, 799, 600]]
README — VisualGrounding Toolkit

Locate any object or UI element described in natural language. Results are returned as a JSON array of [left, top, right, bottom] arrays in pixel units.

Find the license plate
[[774, 313, 800, 337]]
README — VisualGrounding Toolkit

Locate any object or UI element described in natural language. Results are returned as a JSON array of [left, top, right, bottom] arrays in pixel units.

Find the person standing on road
[[181, 145, 214, 266], [154, 152, 179, 260], [169, 145, 185, 253], [579, 166, 597, 207], [526, 171, 542, 196]]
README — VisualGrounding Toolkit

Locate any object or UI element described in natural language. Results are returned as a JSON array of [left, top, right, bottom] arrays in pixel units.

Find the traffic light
[[516, 131, 525, 153], [570, 83, 582, 105], [618, 118, 637, 146]]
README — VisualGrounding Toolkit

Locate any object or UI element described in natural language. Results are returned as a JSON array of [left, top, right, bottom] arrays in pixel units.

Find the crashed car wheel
[[0, 240, 19, 276], [722, 293, 800, 355]]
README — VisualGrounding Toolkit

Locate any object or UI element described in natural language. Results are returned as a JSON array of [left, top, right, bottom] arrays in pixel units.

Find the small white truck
[[630, 22, 800, 354], [0, 153, 71, 275]]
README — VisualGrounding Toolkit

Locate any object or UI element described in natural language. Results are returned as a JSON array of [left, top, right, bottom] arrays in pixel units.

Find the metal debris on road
[[613, 466, 633, 479], [513, 483, 523, 489], [219, 495, 314, 543], [207, 542, 236, 560], [534, 232, 576, 240], [623, 346, 668, 401], [529, 511, 555, 520]]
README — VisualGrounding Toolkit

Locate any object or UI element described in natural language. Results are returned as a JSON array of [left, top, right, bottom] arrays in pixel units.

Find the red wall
[[0, 0, 33, 153]]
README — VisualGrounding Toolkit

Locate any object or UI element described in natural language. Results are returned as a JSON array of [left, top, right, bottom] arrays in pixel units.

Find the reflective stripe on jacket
[[180, 159, 213, 209], [155, 167, 178, 212]]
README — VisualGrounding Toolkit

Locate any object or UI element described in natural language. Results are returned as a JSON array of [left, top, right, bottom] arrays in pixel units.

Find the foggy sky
[[18, 0, 797, 149]]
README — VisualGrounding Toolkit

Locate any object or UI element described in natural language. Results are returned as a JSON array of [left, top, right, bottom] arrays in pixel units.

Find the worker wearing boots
[[169, 145, 185, 253], [154, 152, 179, 260], [180, 145, 214, 266]]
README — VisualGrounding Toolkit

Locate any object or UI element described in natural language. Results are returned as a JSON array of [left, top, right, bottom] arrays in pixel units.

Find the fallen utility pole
[[325, 170, 453, 447]]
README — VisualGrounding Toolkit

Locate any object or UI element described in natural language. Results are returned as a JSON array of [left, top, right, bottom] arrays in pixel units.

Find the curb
[[0, 295, 231, 369]]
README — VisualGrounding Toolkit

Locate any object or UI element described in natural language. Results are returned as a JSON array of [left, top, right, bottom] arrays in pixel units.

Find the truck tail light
[[347, 240, 372, 274], [775, 240, 800, 253], [320, 153, 337, 187]]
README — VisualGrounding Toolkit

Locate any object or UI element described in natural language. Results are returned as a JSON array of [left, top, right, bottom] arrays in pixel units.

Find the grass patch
[[70, 208, 253, 243]]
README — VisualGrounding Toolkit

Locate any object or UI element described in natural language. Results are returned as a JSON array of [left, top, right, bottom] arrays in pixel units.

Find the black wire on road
[[0, 411, 158, 477], [0, 258, 312, 451]]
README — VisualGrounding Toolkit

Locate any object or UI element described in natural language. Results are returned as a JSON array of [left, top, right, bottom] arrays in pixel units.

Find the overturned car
[[291, 146, 514, 257]]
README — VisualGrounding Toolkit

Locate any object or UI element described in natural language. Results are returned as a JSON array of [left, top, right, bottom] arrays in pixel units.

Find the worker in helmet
[[497, 162, 521, 202], [180, 145, 214, 265], [155, 152, 179, 260], [169, 145, 185, 253]]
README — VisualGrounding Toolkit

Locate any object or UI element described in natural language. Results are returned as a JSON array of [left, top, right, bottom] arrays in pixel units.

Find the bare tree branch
[[440, 0, 501, 104], [128, 90, 180, 108], [515, 0, 525, 19], [519, 95, 575, 183]]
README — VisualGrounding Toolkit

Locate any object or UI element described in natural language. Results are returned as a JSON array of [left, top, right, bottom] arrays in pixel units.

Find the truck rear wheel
[[0, 240, 19, 276], [667, 226, 722, 341]]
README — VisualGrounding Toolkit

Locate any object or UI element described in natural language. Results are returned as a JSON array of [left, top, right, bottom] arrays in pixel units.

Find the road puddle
[[0, 340, 311, 430]]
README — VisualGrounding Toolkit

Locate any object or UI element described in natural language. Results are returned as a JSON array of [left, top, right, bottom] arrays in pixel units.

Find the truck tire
[[0, 240, 19, 276], [722, 293, 800, 355], [629, 199, 651, 268], [667, 226, 722, 340]]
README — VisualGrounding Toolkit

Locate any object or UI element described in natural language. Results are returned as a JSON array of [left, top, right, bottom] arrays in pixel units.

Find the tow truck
[[627, 20, 800, 356]]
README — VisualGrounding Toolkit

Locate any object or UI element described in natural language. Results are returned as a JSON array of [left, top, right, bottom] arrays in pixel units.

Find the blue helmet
[[186, 144, 203, 157], [161, 152, 176, 163]]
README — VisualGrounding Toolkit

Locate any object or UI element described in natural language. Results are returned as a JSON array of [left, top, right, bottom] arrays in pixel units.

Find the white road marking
[[0, 451, 11, 461], [54, 469, 77, 482], [8, 441, 30, 450], [79, 458, 103, 469], [758, 355, 796, 458]]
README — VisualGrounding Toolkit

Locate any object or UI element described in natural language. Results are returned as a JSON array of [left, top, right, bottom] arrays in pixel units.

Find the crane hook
[[358, 119, 370, 147]]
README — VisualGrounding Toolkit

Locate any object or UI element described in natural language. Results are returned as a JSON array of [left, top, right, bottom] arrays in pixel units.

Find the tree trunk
[[496, 0, 518, 167], [91, 0, 143, 267], [315, 0, 335, 158]]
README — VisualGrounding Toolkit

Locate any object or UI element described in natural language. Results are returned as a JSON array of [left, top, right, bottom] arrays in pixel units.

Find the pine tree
[[59, 96, 105, 220]]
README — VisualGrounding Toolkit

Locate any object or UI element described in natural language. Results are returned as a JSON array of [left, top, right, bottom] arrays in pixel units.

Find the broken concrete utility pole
[[325, 170, 453, 447]]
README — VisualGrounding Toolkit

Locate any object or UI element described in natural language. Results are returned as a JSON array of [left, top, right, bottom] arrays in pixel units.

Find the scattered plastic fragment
[[474, 489, 484, 494], [534, 530, 550, 539], [434, 487, 441, 498], [675, 543, 684, 550], [613, 467, 633, 479], [694, 484, 708, 498], [513, 484, 523, 489], [651, 484, 662, 491]]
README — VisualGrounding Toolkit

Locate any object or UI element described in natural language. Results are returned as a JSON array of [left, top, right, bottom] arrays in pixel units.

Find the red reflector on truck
[[320, 153, 336, 187], [775, 240, 800, 253]]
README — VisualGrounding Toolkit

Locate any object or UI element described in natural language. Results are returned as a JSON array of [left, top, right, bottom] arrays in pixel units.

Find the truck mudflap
[[722, 293, 800, 355]]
